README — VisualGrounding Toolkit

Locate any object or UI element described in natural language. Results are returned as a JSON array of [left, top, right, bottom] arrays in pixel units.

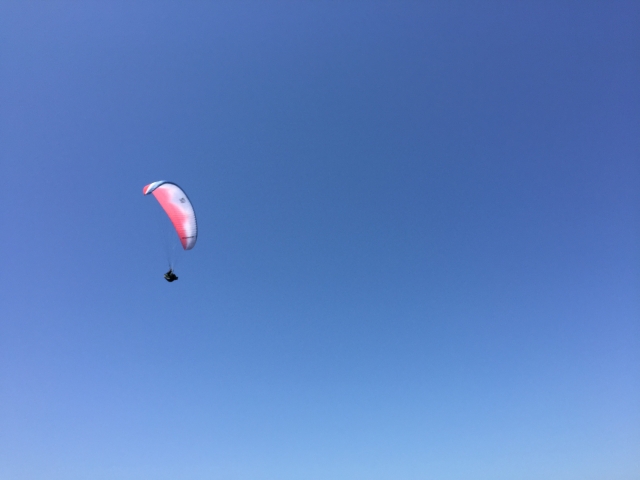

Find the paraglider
[[164, 269, 178, 282], [143, 181, 197, 281]]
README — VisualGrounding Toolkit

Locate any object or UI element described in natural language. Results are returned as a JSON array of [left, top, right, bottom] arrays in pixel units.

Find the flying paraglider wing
[[143, 181, 197, 250]]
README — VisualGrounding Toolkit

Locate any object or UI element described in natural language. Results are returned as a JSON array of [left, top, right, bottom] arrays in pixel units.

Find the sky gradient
[[1, 2, 639, 479]]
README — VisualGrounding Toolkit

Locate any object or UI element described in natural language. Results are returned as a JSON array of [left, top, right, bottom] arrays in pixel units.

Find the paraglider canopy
[[143, 181, 197, 250]]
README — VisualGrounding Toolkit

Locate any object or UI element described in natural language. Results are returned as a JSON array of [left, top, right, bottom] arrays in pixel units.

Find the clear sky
[[1, 2, 638, 479]]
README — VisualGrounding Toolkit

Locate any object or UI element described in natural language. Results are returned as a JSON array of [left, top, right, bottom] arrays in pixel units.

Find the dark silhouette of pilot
[[164, 269, 178, 282]]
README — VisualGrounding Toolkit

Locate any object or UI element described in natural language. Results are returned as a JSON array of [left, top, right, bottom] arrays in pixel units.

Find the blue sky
[[1, 2, 638, 479]]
